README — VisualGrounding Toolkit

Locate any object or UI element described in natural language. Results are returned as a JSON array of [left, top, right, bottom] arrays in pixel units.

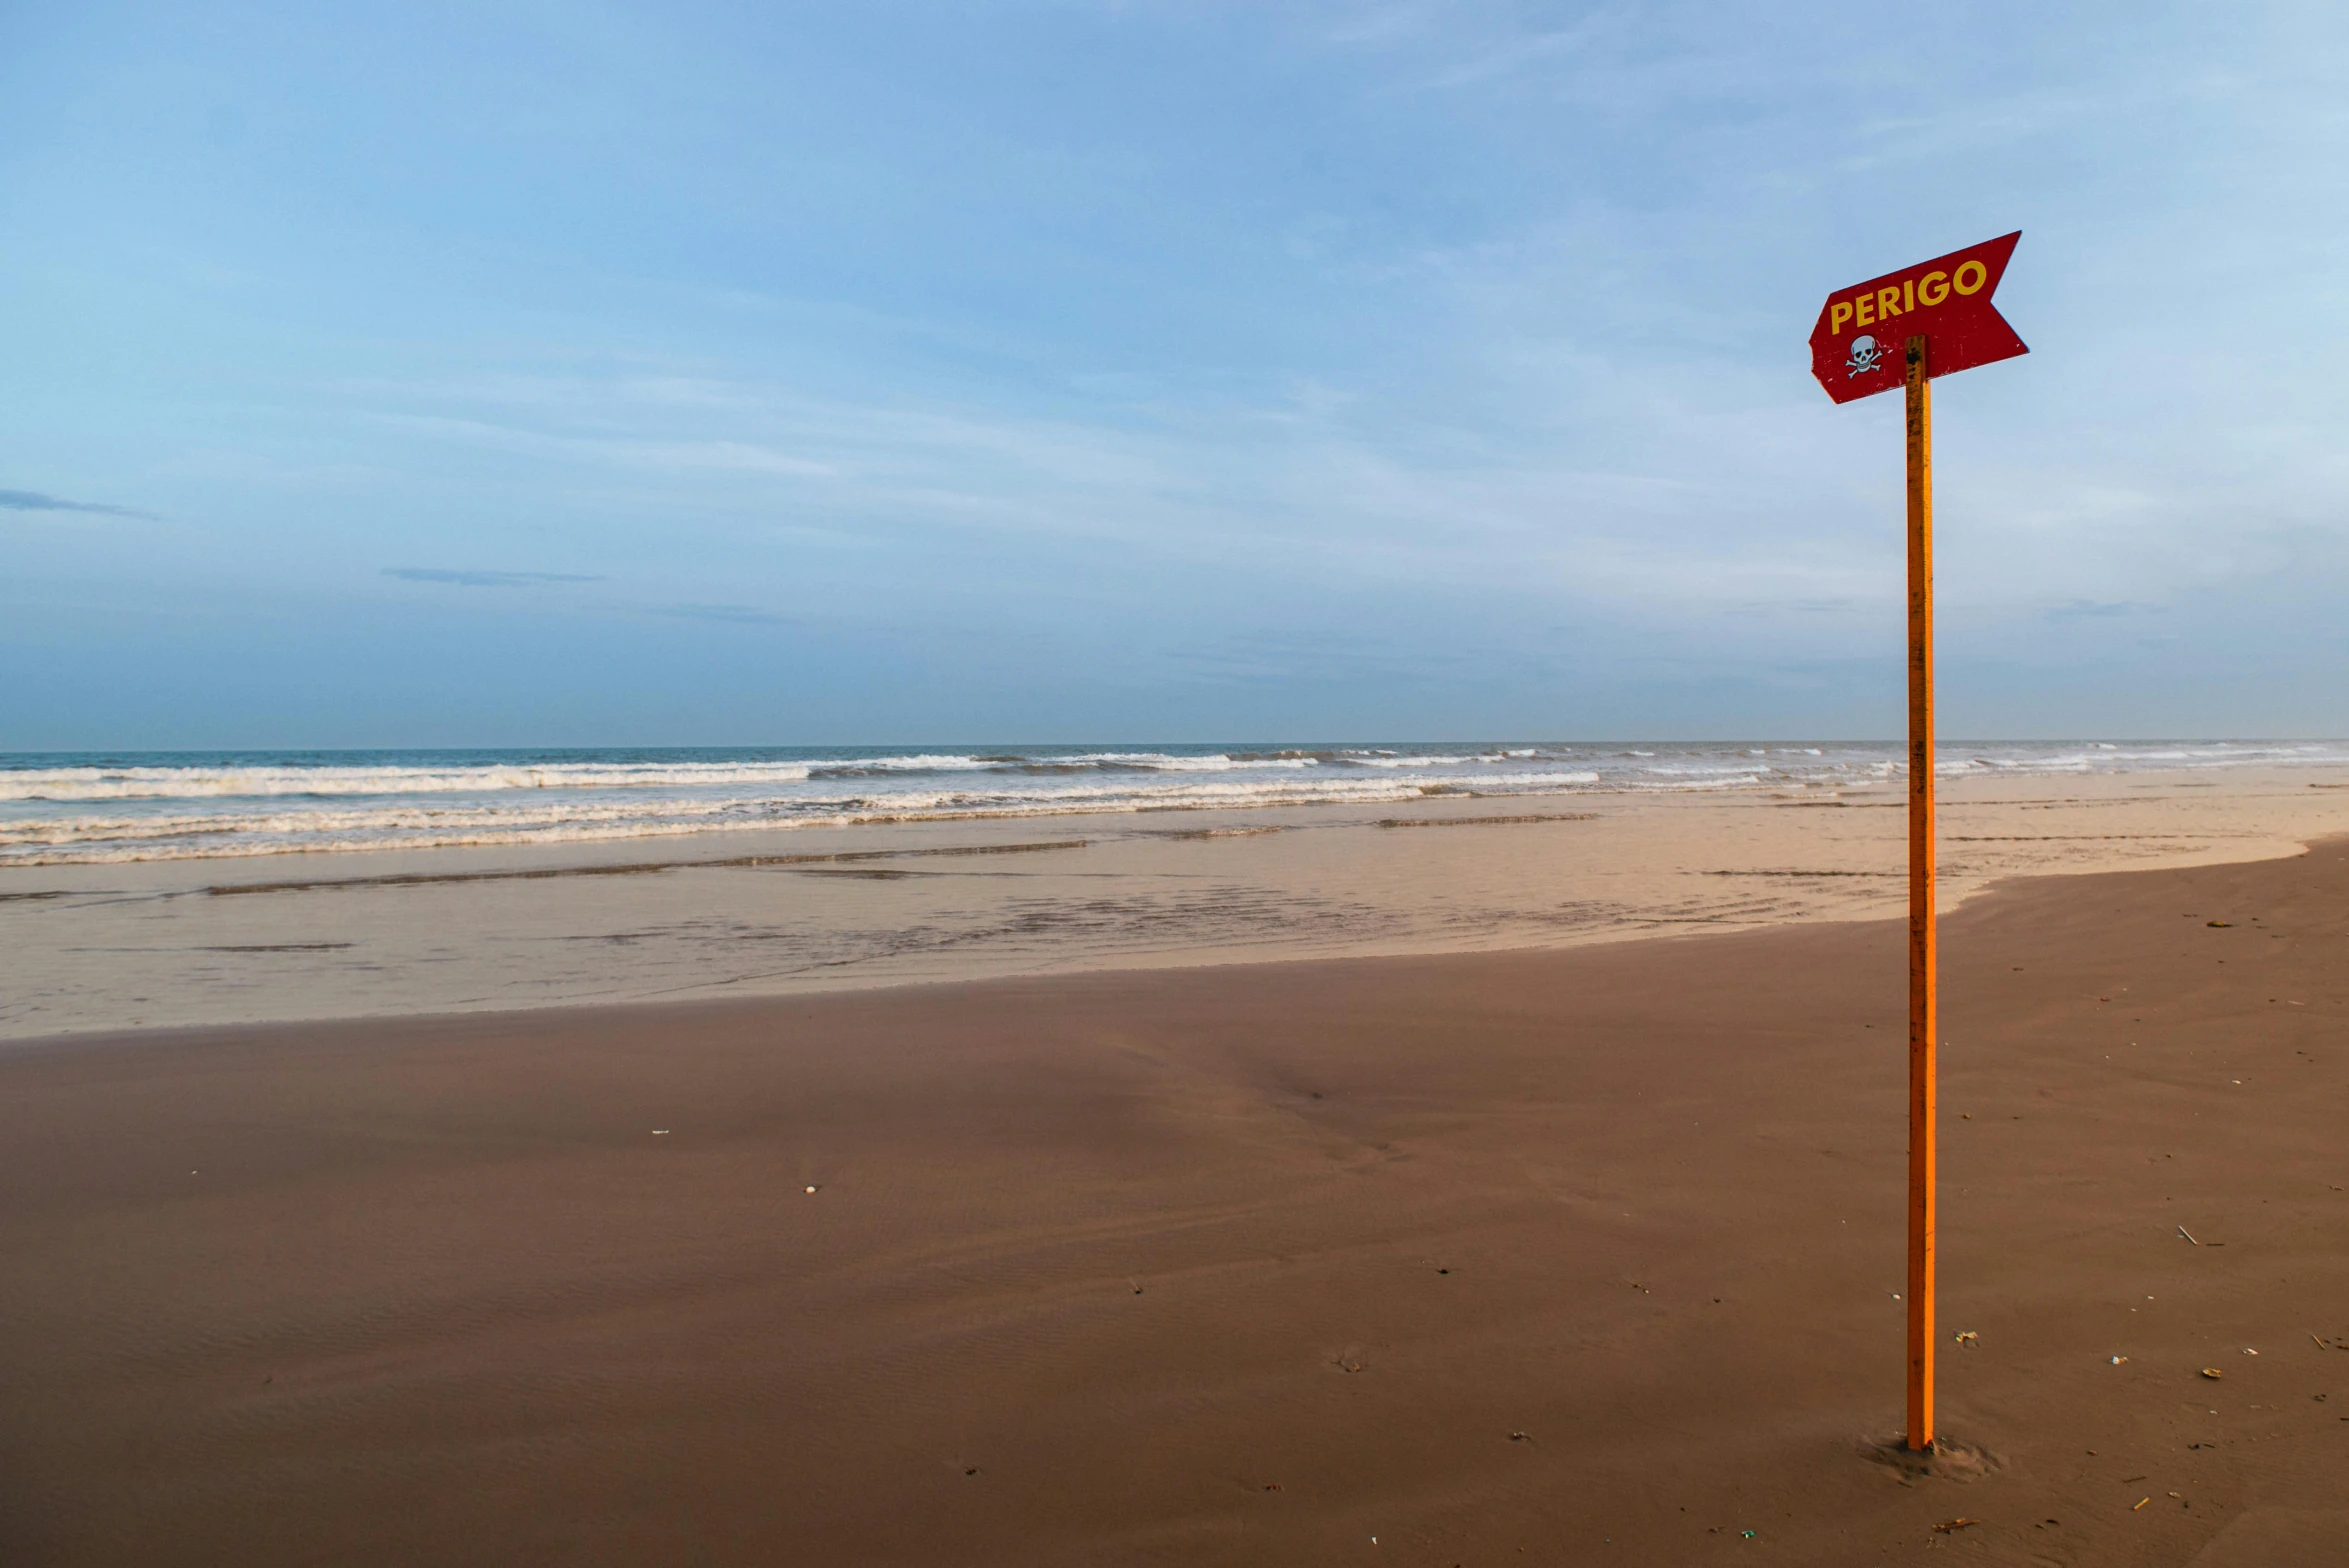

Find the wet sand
[[5, 842, 2346, 1564], [9, 766, 2346, 1038]]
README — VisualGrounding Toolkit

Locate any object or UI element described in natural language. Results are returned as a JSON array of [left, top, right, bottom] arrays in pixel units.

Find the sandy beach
[[5, 823, 2346, 1564], [14, 2, 2342, 1562]]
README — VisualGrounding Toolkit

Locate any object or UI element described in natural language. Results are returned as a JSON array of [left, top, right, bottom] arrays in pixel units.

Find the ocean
[[4, 740, 2345, 867]]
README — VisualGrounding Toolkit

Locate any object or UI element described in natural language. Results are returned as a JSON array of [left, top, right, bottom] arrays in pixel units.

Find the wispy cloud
[[383, 567, 605, 587], [2045, 599, 2157, 620], [656, 602, 791, 625], [368, 412, 841, 480], [0, 488, 149, 518], [1413, 23, 1601, 93]]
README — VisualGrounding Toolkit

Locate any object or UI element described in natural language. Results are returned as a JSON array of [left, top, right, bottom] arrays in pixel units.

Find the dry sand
[[4, 838, 2346, 1564], [8, 766, 2347, 1038]]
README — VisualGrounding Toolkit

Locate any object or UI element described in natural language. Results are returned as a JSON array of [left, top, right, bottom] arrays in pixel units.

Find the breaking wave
[[3, 740, 2342, 865]]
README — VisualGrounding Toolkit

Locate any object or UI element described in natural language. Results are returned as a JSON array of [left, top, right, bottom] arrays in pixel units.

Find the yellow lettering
[[1918, 270, 1949, 306], [1878, 285, 1903, 319], [1830, 300, 1853, 335], [1902, 278, 1914, 312], [1952, 259, 1988, 295], [1855, 293, 1875, 328]]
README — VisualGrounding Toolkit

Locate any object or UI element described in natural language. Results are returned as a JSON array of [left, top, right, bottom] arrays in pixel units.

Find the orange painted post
[[1903, 334, 1937, 1451], [1815, 236, 2024, 1449]]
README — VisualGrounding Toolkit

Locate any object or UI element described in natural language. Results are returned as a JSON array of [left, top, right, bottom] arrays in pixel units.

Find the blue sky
[[3, 1, 2345, 747]]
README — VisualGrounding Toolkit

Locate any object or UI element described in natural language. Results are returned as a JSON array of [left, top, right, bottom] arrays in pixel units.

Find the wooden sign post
[[1810, 235, 2028, 1451]]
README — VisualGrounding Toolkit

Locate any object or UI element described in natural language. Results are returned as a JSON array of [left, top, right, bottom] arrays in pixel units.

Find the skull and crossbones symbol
[[1845, 334, 1885, 377]]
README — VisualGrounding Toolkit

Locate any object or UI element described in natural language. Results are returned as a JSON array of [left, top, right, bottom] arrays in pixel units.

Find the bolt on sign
[[1811, 233, 2026, 1453]]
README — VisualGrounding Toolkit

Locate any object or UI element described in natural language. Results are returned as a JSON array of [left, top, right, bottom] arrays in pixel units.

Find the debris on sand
[[2200, 1367, 2224, 1380], [1932, 1518, 1978, 1533]]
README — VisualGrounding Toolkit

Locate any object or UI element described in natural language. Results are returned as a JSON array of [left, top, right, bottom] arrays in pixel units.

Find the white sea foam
[[3, 741, 2343, 866], [0, 761, 821, 801]]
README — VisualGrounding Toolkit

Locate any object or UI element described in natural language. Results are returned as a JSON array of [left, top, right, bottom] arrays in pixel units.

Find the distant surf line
[[3, 740, 2345, 866]]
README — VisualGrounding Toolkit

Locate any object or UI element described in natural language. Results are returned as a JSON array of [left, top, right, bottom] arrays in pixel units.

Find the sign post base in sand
[[1810, 234, 2028, 1452]]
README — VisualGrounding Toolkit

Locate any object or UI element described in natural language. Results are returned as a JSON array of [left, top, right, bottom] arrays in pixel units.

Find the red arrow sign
[[1810, 232, 2026, 403]]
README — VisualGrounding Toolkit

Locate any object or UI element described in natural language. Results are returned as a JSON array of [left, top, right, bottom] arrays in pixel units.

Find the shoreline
[[3, 832, 2332, 1066], [8, 765, 2347, 1041], [17, 739, 2342, 871], [5, 844, 2344, 1563]]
